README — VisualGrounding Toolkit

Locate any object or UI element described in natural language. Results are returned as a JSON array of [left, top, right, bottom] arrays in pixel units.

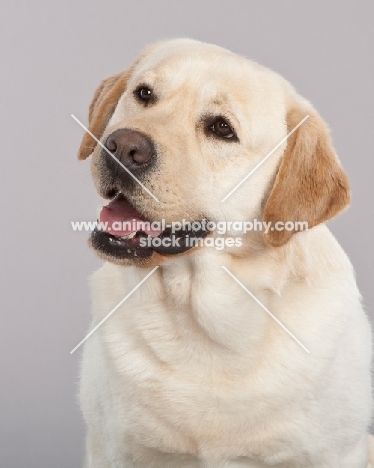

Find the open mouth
[[91, 192, 210, 261]]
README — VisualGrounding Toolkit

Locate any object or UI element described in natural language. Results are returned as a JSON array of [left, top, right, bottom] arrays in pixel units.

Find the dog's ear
[[77, 70, 132, 160], [263, 104, 350, 247]]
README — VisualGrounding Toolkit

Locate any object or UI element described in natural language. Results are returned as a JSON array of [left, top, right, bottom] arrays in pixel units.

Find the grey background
[[1, 1, 373, 467]]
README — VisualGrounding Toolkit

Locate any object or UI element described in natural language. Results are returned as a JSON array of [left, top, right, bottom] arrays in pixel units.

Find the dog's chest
[[82, 259, 338, 465], [82, 266, 301, 463]]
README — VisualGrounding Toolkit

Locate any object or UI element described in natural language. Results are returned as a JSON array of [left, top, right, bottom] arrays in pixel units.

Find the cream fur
[[79, 39, 373, 467]]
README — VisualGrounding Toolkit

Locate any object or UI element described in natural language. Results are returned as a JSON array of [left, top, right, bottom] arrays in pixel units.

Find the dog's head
[[77, 39, 350, 267]]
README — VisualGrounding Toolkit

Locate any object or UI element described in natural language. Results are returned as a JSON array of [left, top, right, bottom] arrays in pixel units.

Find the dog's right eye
[[135, 86, 153, 104]]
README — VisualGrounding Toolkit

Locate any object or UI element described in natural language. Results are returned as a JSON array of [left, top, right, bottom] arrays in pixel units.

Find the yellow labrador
[[77, 39, 373, 467]]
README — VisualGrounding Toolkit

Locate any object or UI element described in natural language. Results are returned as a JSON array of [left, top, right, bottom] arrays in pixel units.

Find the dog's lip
[[91, 192, 211, 258], [91, 228, 154, 259], [91, 223, 210, 259]]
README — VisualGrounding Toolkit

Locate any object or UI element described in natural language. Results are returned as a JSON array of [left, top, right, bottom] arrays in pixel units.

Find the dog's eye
[[135, 86, 153, 103], [210, 119, 236, 139]]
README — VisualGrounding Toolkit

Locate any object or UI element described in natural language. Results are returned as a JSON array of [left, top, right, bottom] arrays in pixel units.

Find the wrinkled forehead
[[129, 40, 277, 107]]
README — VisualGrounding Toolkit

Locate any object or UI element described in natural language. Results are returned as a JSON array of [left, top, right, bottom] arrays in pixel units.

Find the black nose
[[104, 129, 155, 168]]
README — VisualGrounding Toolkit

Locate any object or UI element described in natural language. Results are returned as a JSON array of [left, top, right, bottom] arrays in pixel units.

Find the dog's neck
[[155, 226, 331, 356], [156, 245, 289, 357]]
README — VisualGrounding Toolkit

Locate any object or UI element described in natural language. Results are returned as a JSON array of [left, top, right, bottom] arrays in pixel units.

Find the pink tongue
[[99, 196, 163, 237]]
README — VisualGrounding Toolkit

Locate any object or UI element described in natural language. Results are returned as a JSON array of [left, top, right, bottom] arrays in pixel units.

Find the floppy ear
[[263, 104, 350, 247], [77, 70, 132, 160]]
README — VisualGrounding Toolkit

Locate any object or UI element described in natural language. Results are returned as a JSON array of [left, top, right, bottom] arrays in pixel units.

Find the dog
[[77, 39, 373, 467]]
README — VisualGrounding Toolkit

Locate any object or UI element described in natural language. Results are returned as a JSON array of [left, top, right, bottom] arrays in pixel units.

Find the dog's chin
[[89, 192, 210, 267]]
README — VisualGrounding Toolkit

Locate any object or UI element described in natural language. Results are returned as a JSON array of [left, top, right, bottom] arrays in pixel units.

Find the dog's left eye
[[135, 86, 153, 103], [209, 119, 236, 139]]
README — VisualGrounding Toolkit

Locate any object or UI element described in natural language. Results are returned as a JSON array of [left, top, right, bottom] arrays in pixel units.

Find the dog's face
[[77, 39, 350, 267]]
